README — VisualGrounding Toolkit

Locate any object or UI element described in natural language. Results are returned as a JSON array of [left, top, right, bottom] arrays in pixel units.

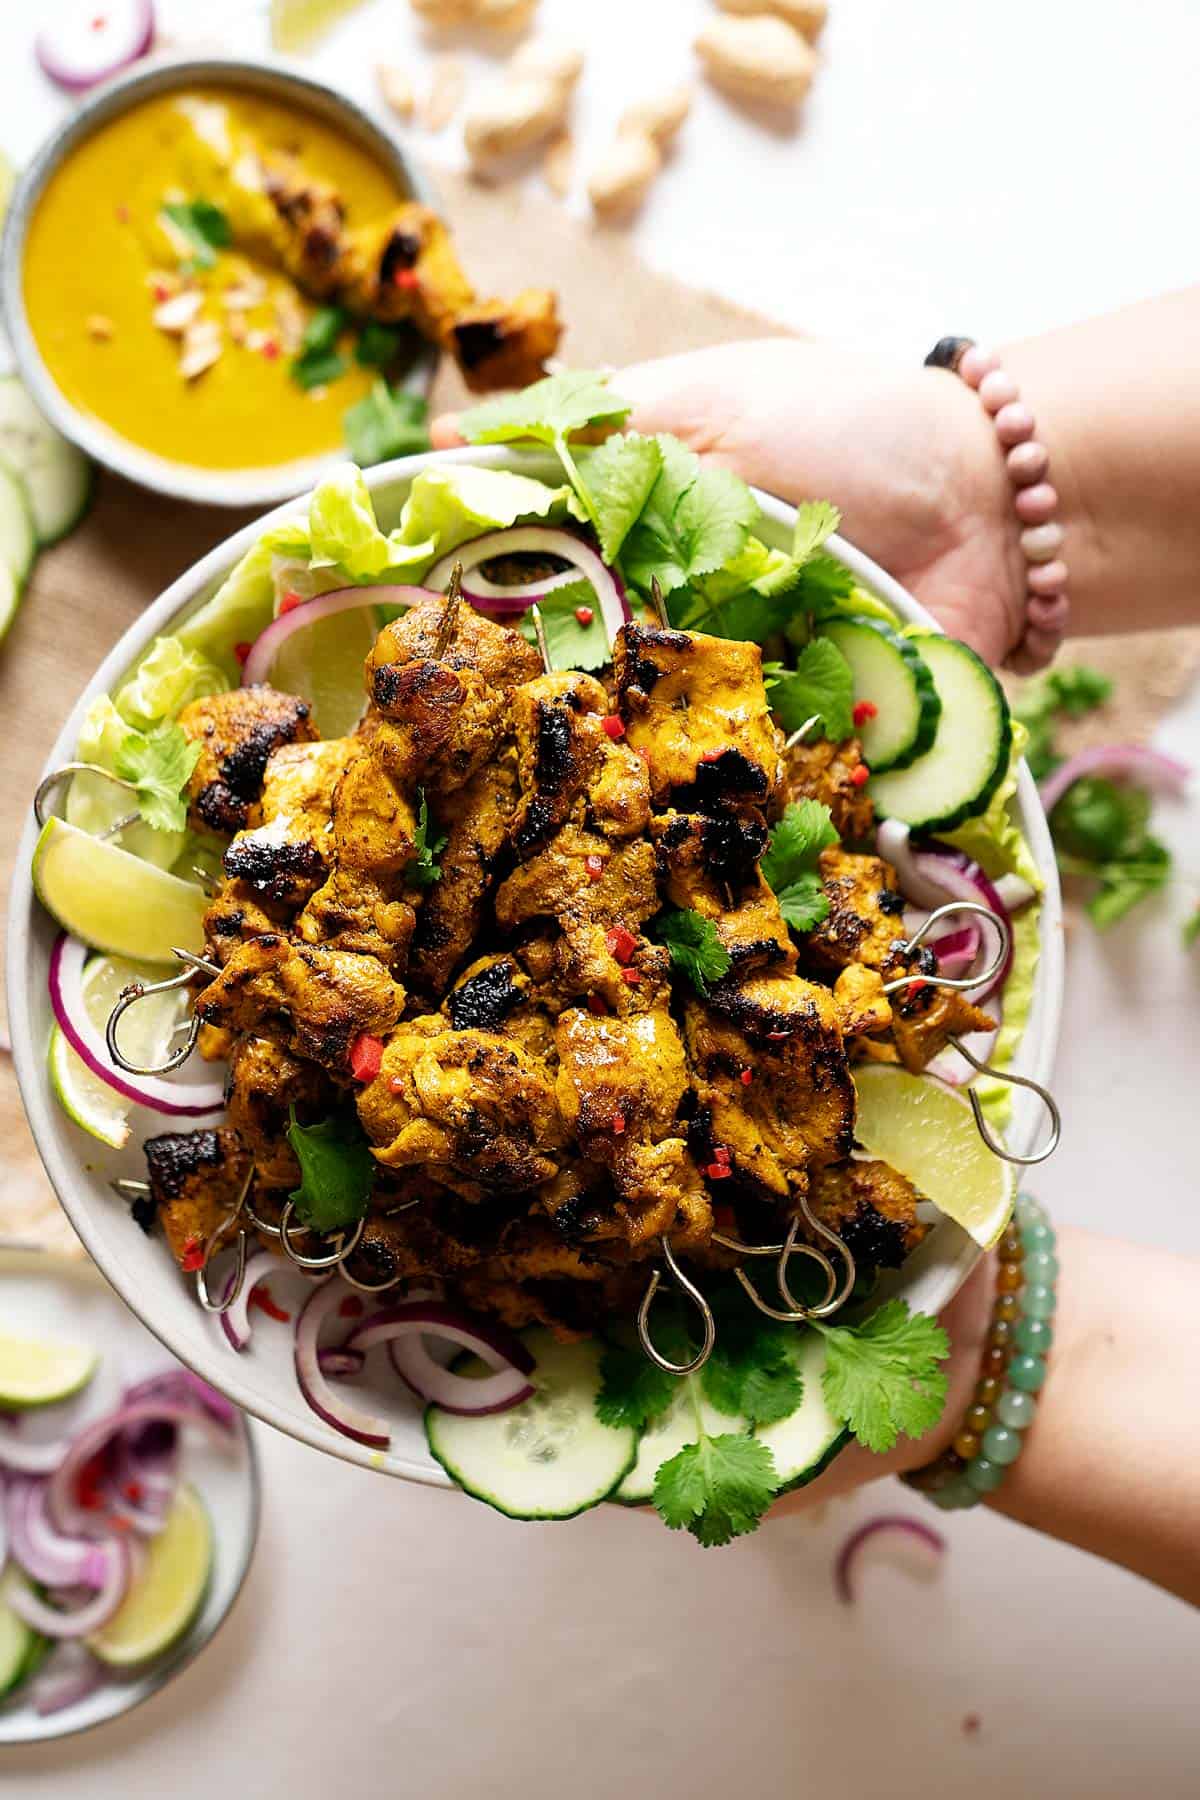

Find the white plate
[[0, 1246, 259, 1744], [5, 447, 1065, 1492]]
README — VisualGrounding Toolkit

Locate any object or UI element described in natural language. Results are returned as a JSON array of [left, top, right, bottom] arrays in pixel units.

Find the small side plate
[[0, 1244, 260, 1745]]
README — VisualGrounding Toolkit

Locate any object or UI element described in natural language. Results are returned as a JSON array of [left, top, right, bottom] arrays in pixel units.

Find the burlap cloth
[[3, 170, 1196, 1251]]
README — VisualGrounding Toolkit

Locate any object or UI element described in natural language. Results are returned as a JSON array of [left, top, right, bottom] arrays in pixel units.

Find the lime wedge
[[0, 1569, 42, 1698], [89, 1484, 213, 1668], [49, 952, 191, 1149], [852, 1063, 1015, 1248], [269, 0, 365, 51], [0, 1329, 98, 1409], [264, 606, 375, 737], [32, 817, 207, 960]]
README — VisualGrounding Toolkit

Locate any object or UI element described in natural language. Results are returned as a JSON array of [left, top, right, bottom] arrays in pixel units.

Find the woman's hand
[[434, 337, 1028, 667]]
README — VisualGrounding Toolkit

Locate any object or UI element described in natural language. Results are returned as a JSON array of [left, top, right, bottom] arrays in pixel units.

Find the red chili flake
[[586, 993, 608, 1015], [740, 1068, 753, 1087], [611, 1112, 627, 1136], [151, 279, 170, 301], [907, 978, 927, 996], [849, 763, 871, 788], [713, 1144, 731, 1165], [767, 1030, 790, 1041], [116, 204, 131, 224], [261, 338, 281, 361], [852, 699, 879, 727], [699, 749, 724, 764], [339, 1295, 364, 1318], [279, 589, 304, 614], [233, 641, 253, 666], [706, 1162, 732, 1180], [111, 1514, 133, 1534], [601, 714, 625, 740], [180, 1235, 205, 1273], [574, 605, 595, 627], [123, 1480, 143, 1505], [605, 925, 637, 964], [349, 1032, 385, 1083], [393, 269, 420, 291], [585, 854, 604, 880], [621, 968, 642, 985], [388, 1074, 406, 1093], [249, 1286, 292, 1324]]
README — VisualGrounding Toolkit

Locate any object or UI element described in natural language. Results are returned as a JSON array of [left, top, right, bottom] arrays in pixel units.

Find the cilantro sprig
[[161, 198, 231, 271], [1013, 663, 1113, 781], [517, 580, 609, 673], [760, 799, 839, 933], [813, 1300, 949, 1454], [459, 370, 630, 535], [652, 907, 732, 995], [765, 637, 855, 743], [406, 790, 448, 889], [112, 722, 201, 835], [291, 306, 348, 391], [343, 380, 430, 466], [287, 1106, 375, 1233]]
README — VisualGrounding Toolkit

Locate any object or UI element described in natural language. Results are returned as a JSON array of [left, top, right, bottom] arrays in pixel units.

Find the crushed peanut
[[152, 290, 204, 335], [179, 318, 223, 381], [619, 84, 693, 148], [588, 130, 662, 218], [86, 314, 114, 341]]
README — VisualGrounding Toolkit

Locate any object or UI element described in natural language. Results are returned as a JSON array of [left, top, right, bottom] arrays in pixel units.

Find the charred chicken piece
[[178, 686, 317, 836], [652, 811, 796, 976], [805, 1159, 931, 1272], [194, 935, 404, 1074], [509, 671, 650, 857], [224, 1035, 335, 1191], [447, 290, 564, 394], [408, 755, 519, 996], [832, 965, 894, 1040], [783, 736, 875, 842], [367, 593, 541, 758], [357, 1017, 565, 1191], [221, 738, 355, 909], [889, 983, 996, 1073], [804, 848, 914, 975], [444, 953, 556, 1062], [143, 1128, 251, 1270], [295, 736, 418, 966], [614, 622, 784, 810], [203, 880, 291, 966]]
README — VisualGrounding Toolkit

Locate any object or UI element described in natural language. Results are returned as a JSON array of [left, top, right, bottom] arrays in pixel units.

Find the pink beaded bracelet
[[925, 336, 1068, 672]]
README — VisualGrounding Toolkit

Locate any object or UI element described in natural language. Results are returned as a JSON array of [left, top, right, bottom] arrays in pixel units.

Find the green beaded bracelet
[[904, 1193, 1055, 1511]]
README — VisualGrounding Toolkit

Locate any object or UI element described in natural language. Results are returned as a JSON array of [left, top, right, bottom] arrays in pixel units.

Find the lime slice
[[49, 952, 191, 1149], [269, 0, 365, 50], [852, 1063, 1015, 1248], [0, 1329, 98, 1409], [32, 817, 207, 961], [265, 606, 375, 737], [0, 1569, 42, 1697], [88, 1484, 213, 1668]]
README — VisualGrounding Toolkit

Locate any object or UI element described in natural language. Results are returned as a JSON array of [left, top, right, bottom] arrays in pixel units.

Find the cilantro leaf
[[1184, 909, 1200, 948], [774, 872, 830, 933], [1013, 663, 1113, 780], [652, 908, 732, 995], [766, 638, 855, 742], [577, 433, 663, 563], [406, 791, 447, 889], [460, 369, 629, 450], [596, 1338, 680, 1431], [113, 722, 201, 834], [701, 1313, 803, 1428], [291, 348, 347, 391], [792, 499, 842, 565], [343, 380, 430, 466], [654, 1434, 778, 1547], [1050, 777, 1172, 931], [816, 1300, 949, 1455], [518, 580, 610, 672], [355, 320, 406, 367], [287, 1106, 375, 1233], [161, 199, 230, 270], [622, 437, 759, 595], [680, 588, 800, 644], [299, 306, 346, 357], [760, 799, 839, 894]]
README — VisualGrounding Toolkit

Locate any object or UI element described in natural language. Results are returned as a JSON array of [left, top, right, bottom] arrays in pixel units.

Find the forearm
[[1003, 288, 1200, 637], [987, 1226, 1200, 1605]]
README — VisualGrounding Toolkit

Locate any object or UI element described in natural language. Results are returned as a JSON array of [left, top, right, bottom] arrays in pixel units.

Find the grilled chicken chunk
[[203, 880, 290, 965], [888, 984, 996, 1073], [444, 953, 557, 1062], [805, 848, 913, 975], [615, 622, 784, 810], [805, 1159, 931, 1271], [143, 1128, 250, 1270], [653, 811, 796, 976], [509, 671, 650, 857], [408, 756, 518, 996], [368, 597, 540, 737], [194, 935, 404, 1073], [224, 1035, 334, 1190], [179, 686, 317, 835], [782, 736, 875, 842], [832, 965, 894, 1040], [221, 737, 354, 908]]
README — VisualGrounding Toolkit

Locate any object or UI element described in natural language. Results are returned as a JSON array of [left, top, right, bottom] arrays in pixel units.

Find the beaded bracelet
[[924, 336, 1069, 674], [902, 1193, 1057, 1510]]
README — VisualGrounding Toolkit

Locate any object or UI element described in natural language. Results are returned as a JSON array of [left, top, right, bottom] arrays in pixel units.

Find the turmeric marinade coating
[[140, 602, 970, 1328]]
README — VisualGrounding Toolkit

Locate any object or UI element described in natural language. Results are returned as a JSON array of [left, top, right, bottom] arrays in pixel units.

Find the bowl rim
[[0, 50, 438, 510], [5, 445, 1064, 1488]]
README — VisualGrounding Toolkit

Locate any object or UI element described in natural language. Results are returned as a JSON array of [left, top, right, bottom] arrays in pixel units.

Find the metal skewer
[[434, 562, 464, 657], [648, 576, 671, 630], [637, 1236, 717, 1376]]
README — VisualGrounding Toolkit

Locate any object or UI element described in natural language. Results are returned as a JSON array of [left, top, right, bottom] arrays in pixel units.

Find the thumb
[[430, 412, 465, 449]]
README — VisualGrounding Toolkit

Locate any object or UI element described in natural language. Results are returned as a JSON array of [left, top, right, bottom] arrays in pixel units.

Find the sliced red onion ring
[[346, 1301, 535, 1416], [8, 1539, 132, 1640], [5, 1477, 113, 1589], [834, 1514, 947, 1605], [924, 925, 981, 978], [49, 935, 224, 1119], [219, 1248, 283, 1352], [458, 567, 581, 607], [1038, 742, 1190, 817], [48, 1396, 234, 1538], [241, 585, 440, 689], [319, 1347, 365, 1378], [427, 528, 629, 645], [30, 1643, 107, 1716], [875, 823, 1012, 1003], [295, 1282, 390, 1449], [0, 1420, 75, 1477], [36, 0, 154, 92]]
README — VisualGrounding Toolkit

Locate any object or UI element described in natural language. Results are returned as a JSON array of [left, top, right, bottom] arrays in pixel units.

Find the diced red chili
[[740, 1068, 753, 1087], [111, 1514, 132, 1534], [713, 1144, 731, 1165], [767, 1030, 790, 1041], [233, 641, 253, 666], [852, 700, 879, 727], [706, 1162, 732, 1180], [339, 1295, 365, 1318], [388, 1074, 406, 1093], [349, 1032, 385, 1083], [123, 1480, 144, 1505], [76, 1452, 107, 1512], [849, 763, 871, 788], [279, 589, 304, 614], [907, 978, 927, 996], [260, 338, 280, 361], [151, 280, 170, 302], [601, 715, 625, 740], [575, 605, 595, 627], [587, 993, 608, 1015], [249, 1286, 292, 1324], [394, 269, 420, 291], [585, 854, 604, 880], [611, 1112, 627, 1136], [621, 968, 642, 985], [605, 925, 638, 964], [180, 1235, 205, 1273]]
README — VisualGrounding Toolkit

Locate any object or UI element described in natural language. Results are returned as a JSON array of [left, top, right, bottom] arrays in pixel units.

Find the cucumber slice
[[818, 617, 940, 773], [0, 377, 93, 547], [425, 1329, 637, 1521], [753, 1331, 849, 1492], [0, 1568, 44, 1699], [868, 635, 1013, 832], [0, 453, 35, 597], [614, 1387, 746, 1506]]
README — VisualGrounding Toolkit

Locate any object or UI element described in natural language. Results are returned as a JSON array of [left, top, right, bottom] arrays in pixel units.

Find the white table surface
[[2, 1, 1198, 1792]]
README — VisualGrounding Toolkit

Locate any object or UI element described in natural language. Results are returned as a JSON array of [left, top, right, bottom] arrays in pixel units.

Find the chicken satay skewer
[[111, 1158, 253, 1312]]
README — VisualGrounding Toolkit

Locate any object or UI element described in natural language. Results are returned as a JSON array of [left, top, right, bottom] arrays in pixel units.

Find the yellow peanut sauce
[[23, 88, 406, 471]]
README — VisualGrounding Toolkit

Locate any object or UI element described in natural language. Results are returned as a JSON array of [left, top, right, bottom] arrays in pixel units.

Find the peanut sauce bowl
[[0, 53, 438, 509], [6, 448, 1065, 1490]]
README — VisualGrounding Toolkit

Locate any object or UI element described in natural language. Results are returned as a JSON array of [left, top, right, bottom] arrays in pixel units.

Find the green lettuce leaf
[[940, 722, 1042, 888], [177, 517, 311, 683]]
